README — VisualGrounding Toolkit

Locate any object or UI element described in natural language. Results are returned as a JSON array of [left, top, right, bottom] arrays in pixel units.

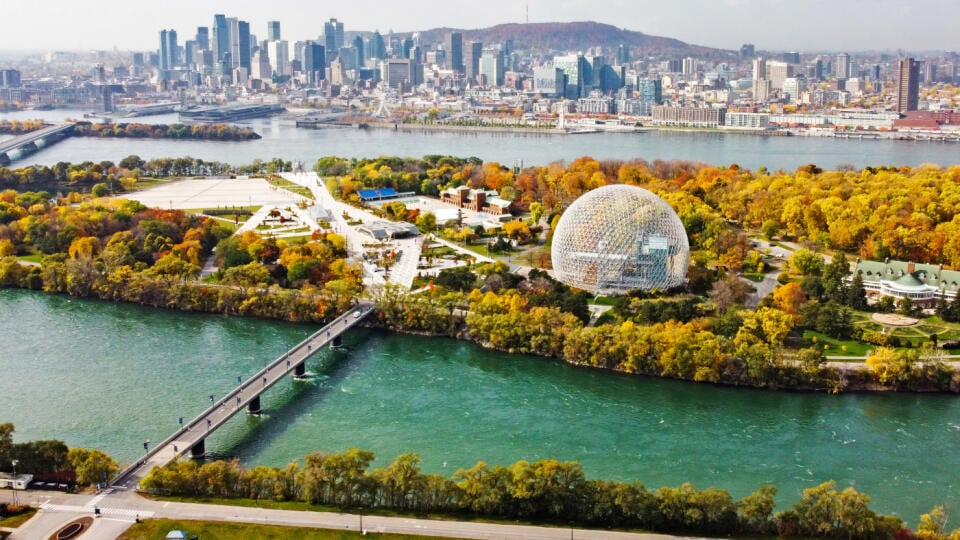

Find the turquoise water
[[1, 288, 958, 521]]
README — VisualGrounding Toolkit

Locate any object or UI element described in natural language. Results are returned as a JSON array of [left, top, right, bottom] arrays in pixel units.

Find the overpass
[[0, 122, 76, 165], [110, 302, 374, 489]]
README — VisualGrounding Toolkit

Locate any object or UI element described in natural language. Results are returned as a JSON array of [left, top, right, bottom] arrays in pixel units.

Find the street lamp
[[10, 459, 18, 506]]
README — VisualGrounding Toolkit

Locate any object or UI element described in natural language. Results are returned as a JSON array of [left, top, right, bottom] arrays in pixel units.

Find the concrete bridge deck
[[0, 123, 76, 160], [110, 301, 374, 489]]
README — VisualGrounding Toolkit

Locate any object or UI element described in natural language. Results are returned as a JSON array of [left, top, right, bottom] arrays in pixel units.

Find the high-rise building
[[836, 52, 851, 79], [295, 41, 325, 85], [353, 36, 364, 68], [617, 43, 629, 65], [740, 43, 755, 58], [553, 53, 588, 98], [213, 14, 230, 66], [231, 18, 251, 71], [681, 57, 696, 76], [465, 41, 483, 83], [897, 57, 920, 113], [0, 69, 21, 88], [383, 58, 412, 89], [533, 65, 564, 97], [765, 60, 793, 90], [447, 32, 463, 73], [782, 52, 800, 65], [159, 29, 178, 70], [267, 21, 281, 41], [324, 18, 344, 61], [479, 47, 504, 86], [267, 40, 289, 78], [637, 78, 662, 105], [752, 57, 766, 81], [367, 31, 385, 60], [196, 27, 209, 52]]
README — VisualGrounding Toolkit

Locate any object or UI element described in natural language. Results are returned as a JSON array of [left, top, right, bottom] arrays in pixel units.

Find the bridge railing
[[111, 302, 373, 487]]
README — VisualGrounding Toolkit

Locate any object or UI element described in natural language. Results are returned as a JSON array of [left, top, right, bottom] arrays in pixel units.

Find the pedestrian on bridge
[[209, 394, 214, 403]]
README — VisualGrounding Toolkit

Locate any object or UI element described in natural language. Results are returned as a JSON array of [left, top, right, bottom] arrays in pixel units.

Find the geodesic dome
[[550, 185, 689, 295]]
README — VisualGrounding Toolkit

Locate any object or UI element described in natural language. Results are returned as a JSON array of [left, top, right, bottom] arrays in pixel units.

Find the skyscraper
[[159, 29, 178, 70], [324, 18, 344, 61], [465, 41, 483, 83], [231, 18, 251, 71], [352, 36, 364, 68], [196, 27, 209, 52], [267, 21, 281, 41], [836, 52, 850, 79], [897, 57, 920, 113], [213, 14, 230, 66], [447, 32, 463, 73]]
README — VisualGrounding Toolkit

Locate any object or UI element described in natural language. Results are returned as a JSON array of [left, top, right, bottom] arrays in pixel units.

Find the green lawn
[[17, 254, 42, 263], [741, 272, 766, 282], [119, 518, 429, 540], [802, 330, 873, 356], [269, 178, 315, 200], [0, 507, 37, 528]]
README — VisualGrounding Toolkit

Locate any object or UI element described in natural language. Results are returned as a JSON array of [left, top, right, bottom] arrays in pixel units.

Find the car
[[353, 311, 361, 319]]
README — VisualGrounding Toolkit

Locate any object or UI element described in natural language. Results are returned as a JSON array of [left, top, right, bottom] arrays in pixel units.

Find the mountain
[[405, 21, 729, 57]]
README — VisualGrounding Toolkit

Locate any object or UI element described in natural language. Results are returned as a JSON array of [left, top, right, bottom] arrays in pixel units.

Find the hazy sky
[[2, 0, 957, 53]]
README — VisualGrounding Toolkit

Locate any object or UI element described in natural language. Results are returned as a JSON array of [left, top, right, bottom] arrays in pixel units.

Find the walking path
[[2, 488, 706, 540]]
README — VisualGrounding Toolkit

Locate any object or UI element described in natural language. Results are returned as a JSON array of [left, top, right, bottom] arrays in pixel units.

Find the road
[[1, 488, 708, 540]]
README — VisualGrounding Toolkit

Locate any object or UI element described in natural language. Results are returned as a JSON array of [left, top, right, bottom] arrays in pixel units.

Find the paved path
[[2, 488, 707, 540]]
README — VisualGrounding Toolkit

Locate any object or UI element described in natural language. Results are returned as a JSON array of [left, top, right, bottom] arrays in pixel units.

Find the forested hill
[[403, 21, 729, 57]]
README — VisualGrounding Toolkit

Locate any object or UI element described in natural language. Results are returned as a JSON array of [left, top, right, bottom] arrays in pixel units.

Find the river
[[1, 108, 959, 171], [2, 289, 957, 521]]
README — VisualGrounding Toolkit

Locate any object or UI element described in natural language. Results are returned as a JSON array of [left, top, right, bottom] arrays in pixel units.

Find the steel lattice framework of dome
[[551, 185, 689, 295]]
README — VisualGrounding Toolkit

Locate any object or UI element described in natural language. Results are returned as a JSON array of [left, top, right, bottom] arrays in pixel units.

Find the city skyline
[[2, 0, 959, 53]]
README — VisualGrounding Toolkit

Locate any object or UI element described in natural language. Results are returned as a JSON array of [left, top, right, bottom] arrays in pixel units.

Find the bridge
[[0, 123, 76, 165], [110, 302, 374, 489]]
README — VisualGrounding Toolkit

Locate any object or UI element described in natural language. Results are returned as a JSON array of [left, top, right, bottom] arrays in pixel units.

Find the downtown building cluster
[[1, 15, 959, 134]]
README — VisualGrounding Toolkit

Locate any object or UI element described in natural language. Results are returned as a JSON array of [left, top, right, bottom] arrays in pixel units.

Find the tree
[[789, 249, 825, 276], [708, 275, 753, 314], [761, 219, 780, 240], [91, 182, 110, 197], [822, 252, 850, 303], [415, 211, 437, 233], [739, 485, 777, 534], [773, 282, 808, 319], [68, 447, 118, 486], [846, 271, 869, 311], [434, 266, 477, 292], [529, 202, 544, 225], [867, 347, 915, 385]]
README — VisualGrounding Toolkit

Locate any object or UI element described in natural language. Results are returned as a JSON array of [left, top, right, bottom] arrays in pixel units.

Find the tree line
[[138, 447, 928, 540], [71, 121, 260, 140], [0, 423, 117, 487], [0, 191, 361, 321]]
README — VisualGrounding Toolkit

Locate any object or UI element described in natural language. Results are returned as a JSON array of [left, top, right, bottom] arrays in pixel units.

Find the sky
[[1, 0, 957, 53]]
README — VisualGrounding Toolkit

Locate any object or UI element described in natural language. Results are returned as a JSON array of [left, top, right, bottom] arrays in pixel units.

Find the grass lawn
[[802, 330, 873, 356], [17, 254, 42, 263], [270, 178, 315, 200], [118, 518, 430, 540], [742, 272, 766, 282], [0, 507, 37, 528]]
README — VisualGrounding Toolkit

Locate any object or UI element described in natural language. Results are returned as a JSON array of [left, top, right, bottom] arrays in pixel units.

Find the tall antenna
[[526, 4, 529, 24]]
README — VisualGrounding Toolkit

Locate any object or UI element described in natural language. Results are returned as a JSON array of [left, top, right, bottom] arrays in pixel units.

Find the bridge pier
[[294, 361, 306, 378], [190, 439, 205, 459], [331, 335, 343, 349], [0, 152, 8, 166], [247, 395, 262, 415]]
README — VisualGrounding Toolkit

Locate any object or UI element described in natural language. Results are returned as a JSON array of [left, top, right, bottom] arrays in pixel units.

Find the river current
[[1, 289, 957, 521]]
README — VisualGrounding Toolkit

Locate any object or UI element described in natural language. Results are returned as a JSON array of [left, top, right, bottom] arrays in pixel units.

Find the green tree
[[846, 271, 869, 311], [68, 447, 118, 486], [415, 211, 437, 233], [822, 252, 850, 303], [529, 202, 544, 225]]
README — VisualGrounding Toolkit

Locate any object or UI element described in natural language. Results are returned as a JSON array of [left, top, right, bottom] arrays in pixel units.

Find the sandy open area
[[871, 312, 919, 327], [121, 176, 299, 210]]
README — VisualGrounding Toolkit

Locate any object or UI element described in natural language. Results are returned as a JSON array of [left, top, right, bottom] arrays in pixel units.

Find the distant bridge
[[110, 302, 374, 489], [0, 123, 77, 165]]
